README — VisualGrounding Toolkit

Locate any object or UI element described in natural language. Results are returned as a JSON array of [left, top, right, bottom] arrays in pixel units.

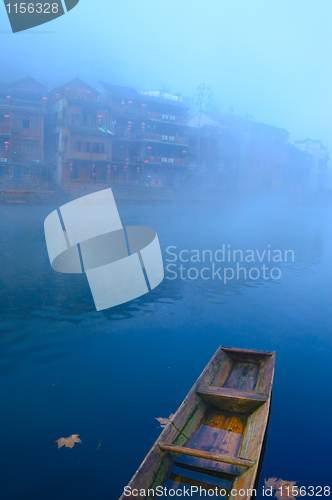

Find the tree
[[193, 83, 215, 113]]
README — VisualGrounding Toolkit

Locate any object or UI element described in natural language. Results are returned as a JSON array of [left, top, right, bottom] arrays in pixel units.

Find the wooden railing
[[110, 105, 187, 124], [147, 111, 187, 124], [146, 132, 188, 144], [146, 156, 187, 166]]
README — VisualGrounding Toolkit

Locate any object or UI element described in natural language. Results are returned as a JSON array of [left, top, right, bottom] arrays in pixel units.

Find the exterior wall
[[44, 79, 113, 186], [0, 78, 47, 184], [97, 83, 189, 187]]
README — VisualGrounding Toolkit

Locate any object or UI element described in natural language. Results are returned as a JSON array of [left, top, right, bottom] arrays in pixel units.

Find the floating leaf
[[155, 413, 175, 429], [264, 478, 298, 500], [264, 478, 279, 490], [275, 479, 298, 500], [55, 434, 82, 449]]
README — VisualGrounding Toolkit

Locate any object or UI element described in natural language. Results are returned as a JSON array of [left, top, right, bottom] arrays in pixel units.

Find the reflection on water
[[0, 196, 331, 499]]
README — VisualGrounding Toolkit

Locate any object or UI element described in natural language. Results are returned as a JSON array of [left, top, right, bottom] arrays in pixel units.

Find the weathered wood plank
[[197, 386, 268, 413], [158, 442, 256, 468], [223, 361, 261, 391], [175, 424, 243, 473], [221, 347, 274, 364]]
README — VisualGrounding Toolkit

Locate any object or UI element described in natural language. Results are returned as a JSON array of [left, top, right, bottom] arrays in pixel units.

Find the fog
[[1, 0, 331, 149]]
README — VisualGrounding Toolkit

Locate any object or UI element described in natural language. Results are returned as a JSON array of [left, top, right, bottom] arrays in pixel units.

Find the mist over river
[[0, 194, 331, 499]]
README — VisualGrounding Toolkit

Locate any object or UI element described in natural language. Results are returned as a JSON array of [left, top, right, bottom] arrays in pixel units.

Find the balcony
[[0, 152, 10, 163], [0, 99, 44, 112], [67, 151, 109, 162], [68, 125, 114, 138], [112, 155, 141, 164], [114, 129, 144, 140], [147, 156, 187, 166], [146, 132, 188, 145], [147, 111, 187, 124], [110, 105, 187, 124], [111, 104, 145, 116]]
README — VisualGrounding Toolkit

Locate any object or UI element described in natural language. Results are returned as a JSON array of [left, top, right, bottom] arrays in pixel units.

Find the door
[[13, 166, 22, 180]]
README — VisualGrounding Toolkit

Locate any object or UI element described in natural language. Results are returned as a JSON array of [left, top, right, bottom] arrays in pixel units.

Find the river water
[[0, 194, 331, 499]]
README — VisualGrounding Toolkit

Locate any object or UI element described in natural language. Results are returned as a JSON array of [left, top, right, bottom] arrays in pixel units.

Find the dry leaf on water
[[264, 478, 298, 500], [264, 478, 279, 490], [275, 480, 298, 500], [55, 434, 82, 449], [155, 414, 175, 429]]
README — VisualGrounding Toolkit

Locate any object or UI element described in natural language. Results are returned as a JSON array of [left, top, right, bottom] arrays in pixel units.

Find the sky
[[1, 0, 331, 149]]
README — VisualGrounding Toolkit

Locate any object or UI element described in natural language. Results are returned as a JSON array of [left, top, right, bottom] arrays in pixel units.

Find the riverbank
[[1, 179, 332, 205]]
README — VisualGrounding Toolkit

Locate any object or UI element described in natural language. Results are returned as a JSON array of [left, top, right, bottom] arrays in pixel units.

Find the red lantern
[[146, 146, 152, 150], [182, 150, 187, 154], [65, 87, 70, 91], [128, 101, 132, 104], [141, 103, 146, 107], [125, 158, 129, 165], [87, 90, 91, 94], [97, 115, 102, 124], [144, 160, 149, 164], [4, 141, 9, 150], [42, 97, 47, 105], [141, 122, 146, 131], [113, 165, 117, 171], [137, 167, 140, 172], [55, 93, 60, 99], [127, 121, 132, 130], [4, 114, 10, 119]]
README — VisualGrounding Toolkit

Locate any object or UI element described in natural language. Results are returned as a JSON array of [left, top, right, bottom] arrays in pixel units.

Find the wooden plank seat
[[158, 442, 256, 469], [196, 386, 268, 413]]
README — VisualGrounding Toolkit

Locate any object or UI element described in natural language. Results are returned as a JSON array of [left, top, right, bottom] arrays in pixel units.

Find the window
[[92, 143, 107, 154], [71, 114, 80, 126], [15, 114, 39, 129], [76, 141, 90, 152], [31, 116, 39, 129], [83, 114, 96, 127], [13, 140, 39, 154]]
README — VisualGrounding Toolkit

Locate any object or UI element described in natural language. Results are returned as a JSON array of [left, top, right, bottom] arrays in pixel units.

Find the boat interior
[[158, 347, 275, 499]]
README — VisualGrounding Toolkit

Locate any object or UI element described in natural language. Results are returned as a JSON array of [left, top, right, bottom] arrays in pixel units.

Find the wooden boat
[[119, 346, 275, 500]]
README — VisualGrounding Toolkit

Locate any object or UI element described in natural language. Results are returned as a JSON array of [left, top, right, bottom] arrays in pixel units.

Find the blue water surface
[[0, 194, 331, 499]]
